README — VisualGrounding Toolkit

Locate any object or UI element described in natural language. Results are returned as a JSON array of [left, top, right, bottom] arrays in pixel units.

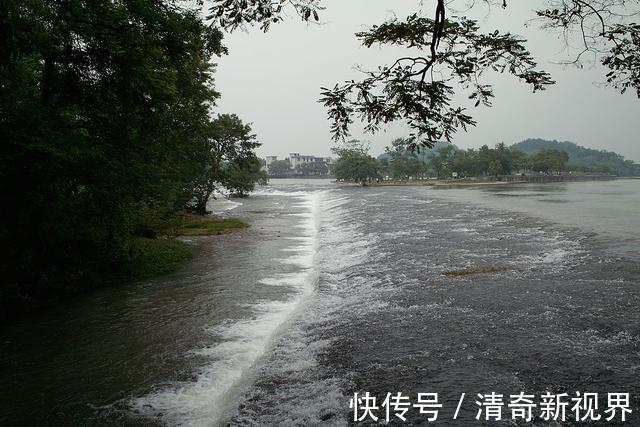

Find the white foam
[[207, 189, 243, 215], [130, 300, 308, 425], [451, 227, 478, 233], [131, 192, 322, 426]]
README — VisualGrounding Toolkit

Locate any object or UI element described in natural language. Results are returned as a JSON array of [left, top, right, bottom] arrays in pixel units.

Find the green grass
[[129, 237, 193, 280], [128, 215, 248, 281], [176, 215, 248, 236], [442, 266, 506, 277]]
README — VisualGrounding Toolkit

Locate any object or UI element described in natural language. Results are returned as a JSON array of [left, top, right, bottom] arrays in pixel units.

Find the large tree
[[332, 140, 381, 184], [189, 113, 262, 213], [390, 156, 428, 180], [428, 145, 457, 179], [0, 0, 225, 311], [222, 156, 268, 197]]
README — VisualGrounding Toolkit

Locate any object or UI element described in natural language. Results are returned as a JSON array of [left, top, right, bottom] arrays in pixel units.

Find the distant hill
[[512, 138, 640, 176]]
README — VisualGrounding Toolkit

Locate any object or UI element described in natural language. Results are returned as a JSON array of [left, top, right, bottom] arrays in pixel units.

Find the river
[[1, 179, 639, 425]]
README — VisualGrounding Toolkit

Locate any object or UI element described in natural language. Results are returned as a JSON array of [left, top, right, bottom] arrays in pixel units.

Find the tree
[[451, 149, 481, 177], [507, 147, 529, 174], [1, 0, 228, 311], [514, 138, 640, 176], [529, 149, 570, 173], [332, 140, 381, 185], [428, 145, 456, 179], [268, 160, 292, 177], [222, 156, 268, 197], [488, 159, 504, 178], [298, 162, 329, 176], [189, 114, 261, 214], [390, 156, 427, 180], [208, 1, 640, 149]]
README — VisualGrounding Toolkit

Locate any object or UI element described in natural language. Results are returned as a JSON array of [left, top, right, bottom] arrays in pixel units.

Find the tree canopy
[[332, 140, 381, 184], [208, 0, 640, 149], [0, 0, 265, 315], [514, 138, 640, 175], [189, 113, 265, 212], [268, 160, 292, 177], [297, 162, 329, 176]]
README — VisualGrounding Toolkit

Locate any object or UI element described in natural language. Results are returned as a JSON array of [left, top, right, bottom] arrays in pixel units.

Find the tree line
[[1, 1, 266, 316], [333, 139, 638, 184]]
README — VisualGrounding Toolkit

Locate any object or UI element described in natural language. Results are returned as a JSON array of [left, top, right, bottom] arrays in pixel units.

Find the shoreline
[[0, 214, 249, 323], [368, 175, 633, 188]]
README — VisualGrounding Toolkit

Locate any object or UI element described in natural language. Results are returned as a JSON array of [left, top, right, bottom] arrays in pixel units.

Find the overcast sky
[[212, 0, 640, 161]]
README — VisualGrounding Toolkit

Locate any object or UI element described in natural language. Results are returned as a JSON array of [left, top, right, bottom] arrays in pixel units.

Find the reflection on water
[[437, 179, 640, 259]]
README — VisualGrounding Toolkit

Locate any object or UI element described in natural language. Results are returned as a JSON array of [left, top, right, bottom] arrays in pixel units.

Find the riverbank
[[372, 179, 510, 187], [370, 174, 626, 188], [1, 183, 321, 424], [130, 215, 249, 280], [0, 214, 248, 322]]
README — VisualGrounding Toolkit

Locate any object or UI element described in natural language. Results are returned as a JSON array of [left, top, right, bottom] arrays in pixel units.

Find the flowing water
[[1, 179, 639, 425]]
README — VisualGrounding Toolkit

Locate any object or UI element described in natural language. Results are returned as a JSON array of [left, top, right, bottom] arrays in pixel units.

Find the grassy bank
[[0, 215, 249, 321], [129, 238, 194, 280], [131, 215, 249, 279]]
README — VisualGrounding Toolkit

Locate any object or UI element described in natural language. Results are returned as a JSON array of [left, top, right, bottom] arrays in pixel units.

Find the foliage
[[535, 1, 640, 96], [189, 114, 263, 213], [222, 156, 268, 197], [268, 159, 292, 176], [390, 156, 428, 180], [297, 161, 329, 176], [447, 143, 529, 177], [129, 238, 193, 280], [380, 138, 636, 179], [428, 145, 457, 178], [528, 149, 570, 173], [319, 12, 553, 147], [332, 140, 381, 184], [208, 1, 639, 152], [514, 139, 640, 175], [0, 1, 264, 316], [488, 159, 504, 177], [208, 0, 324, 32]]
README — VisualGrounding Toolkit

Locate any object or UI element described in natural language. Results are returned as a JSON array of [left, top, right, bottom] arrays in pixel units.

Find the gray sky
[[213, 0, 640, 161]]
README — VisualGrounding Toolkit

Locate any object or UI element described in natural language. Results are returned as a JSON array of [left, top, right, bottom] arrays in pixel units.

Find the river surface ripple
[[1, 179, 639, 426]]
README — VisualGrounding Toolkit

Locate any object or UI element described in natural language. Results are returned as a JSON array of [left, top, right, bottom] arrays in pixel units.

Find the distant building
[[263, 153, 333, 176], [289, 153, 333, 170], [265, 156, 278, 166]]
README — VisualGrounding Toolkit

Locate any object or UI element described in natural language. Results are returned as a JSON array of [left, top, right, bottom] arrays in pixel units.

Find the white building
[[289, 153, 333, 170], [265, 156, 278, 166]]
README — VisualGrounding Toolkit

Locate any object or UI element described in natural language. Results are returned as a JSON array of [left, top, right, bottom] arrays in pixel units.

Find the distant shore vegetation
[[330, 138, 640, 184]]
